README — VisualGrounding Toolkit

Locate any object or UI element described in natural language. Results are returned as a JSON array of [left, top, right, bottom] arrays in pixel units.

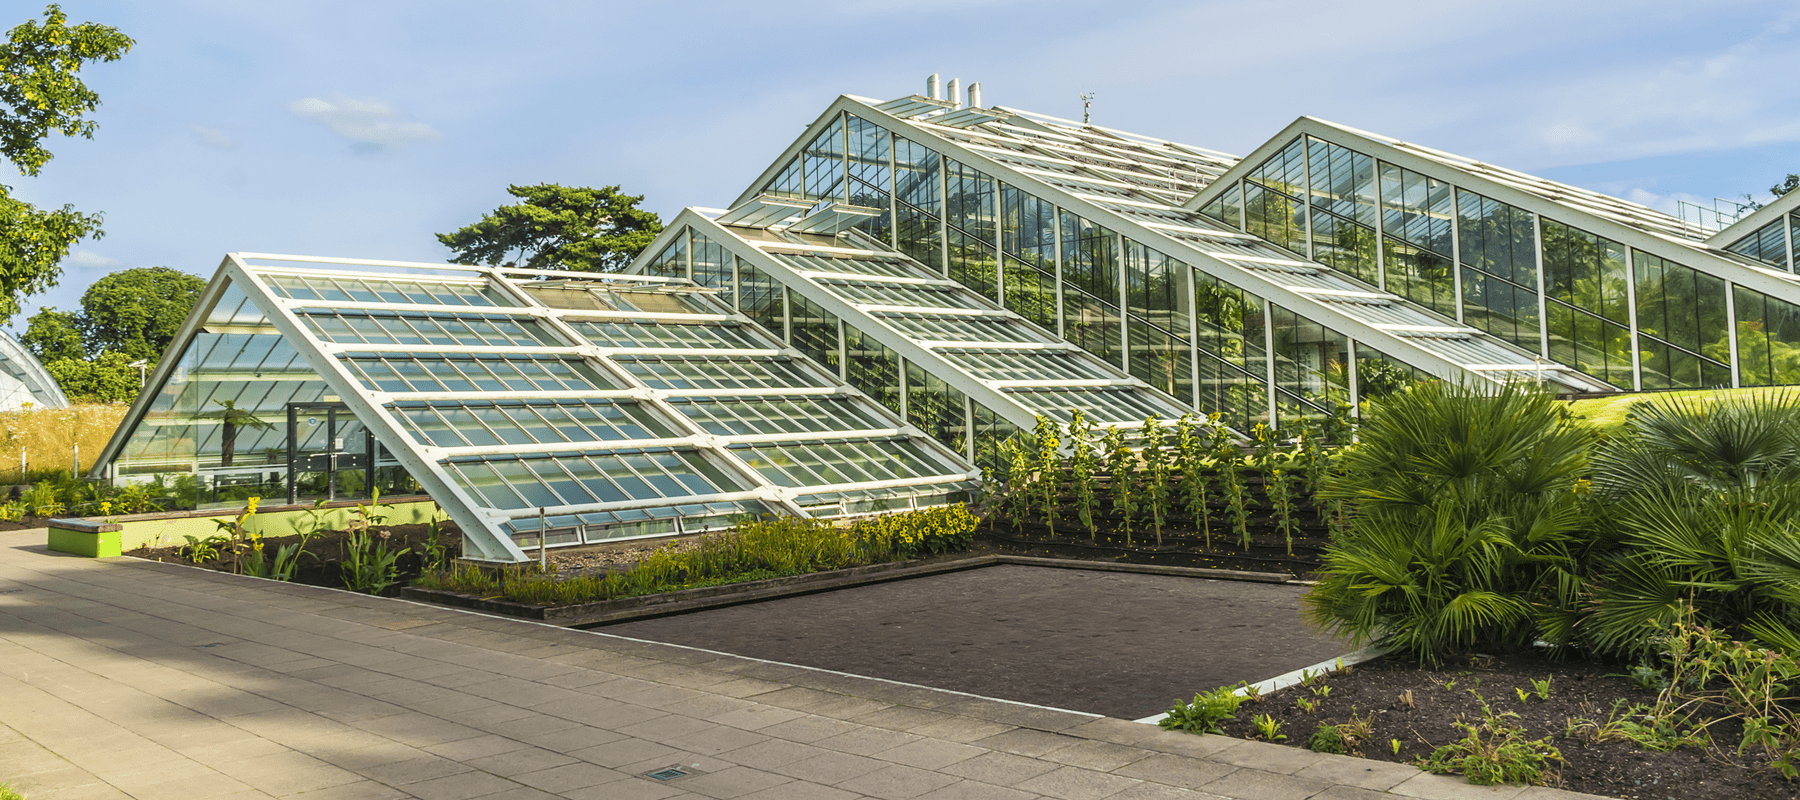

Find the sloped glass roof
[[658, 215, 1194, 439], [97, 255, 977, 562], [722, 95, 1612, 399]]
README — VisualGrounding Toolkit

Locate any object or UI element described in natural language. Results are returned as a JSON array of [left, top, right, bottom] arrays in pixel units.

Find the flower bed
[[413, 503, 980, 607], [1187, 647, 1789, 800]]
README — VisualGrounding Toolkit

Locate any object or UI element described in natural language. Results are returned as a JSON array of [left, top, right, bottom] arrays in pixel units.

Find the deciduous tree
[[22, 266, 203, 362], [0, 5, 132, 317]]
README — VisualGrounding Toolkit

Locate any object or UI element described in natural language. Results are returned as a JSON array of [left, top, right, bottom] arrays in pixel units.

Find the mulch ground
[[598, 563, 1351, 720], [1215, 651, 1798, 800]]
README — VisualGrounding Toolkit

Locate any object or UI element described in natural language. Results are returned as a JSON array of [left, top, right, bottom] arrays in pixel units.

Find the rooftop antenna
[[1080, 92, 1095, 125]]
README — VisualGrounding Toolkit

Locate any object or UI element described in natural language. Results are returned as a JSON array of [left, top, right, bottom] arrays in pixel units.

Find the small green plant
[[1514, 688, 1532, 704], [1391, 738, 1403, 755], [1563, 700, 1704, 752], [1531, 677, 1551, 700], [1312, 684, 1331, 698], [1309, 723, 1345, 754], [1001, 436, 1032, 529], [1066, 410, 1099, 541], [22, 481, 61, 517], [298, 497, 330, 538], [213, 496, 260, 574], [181, 533, 229, 563], [1299, 668, 1318, 687], [243, 542, 305, 581], [1268, 466, 1298, 556], [1251, 713, 1286, 741], [1175, 414, 1217, 549], [1219, 447, 1250, 550], [1309, 710, 1374, 755], [1239, 683, 1263, 702], [1031, 415, 1062, 531], [341, 527, 402, 594], [1, 779, 25, 800], [1140, 414, 1171, 547], [1296, 697, 1318, 714], [417, 510, 452, 572], [1442, 678, 1457, 692], [1103, 425, 1137, 545], [350, 487, 390, 534], [1418, 693, 1563, 786], [1160, 684, 1246, 735]]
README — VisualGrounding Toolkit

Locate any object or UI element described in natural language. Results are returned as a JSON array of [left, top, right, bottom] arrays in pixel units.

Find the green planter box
[[47, 519, 123, 558]]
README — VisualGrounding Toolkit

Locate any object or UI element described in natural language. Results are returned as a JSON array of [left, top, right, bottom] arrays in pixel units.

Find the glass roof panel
[[1005, 387, 1175, 424], [443, 448, 744, 512], [940, 349, 1113, 382], [297, 310, 560, 347], [614, 355, 830, 391], [570, 319, 768, 350], [771, 252, 930, 281], [264, 274, 514, 306], [729, 437, 957, 487], [824, 280, 989, 310], [668, 396, 890, 436], [339, 353, 616, 393], [390, 399, 675, 447], [875, 314, 1049, 344]]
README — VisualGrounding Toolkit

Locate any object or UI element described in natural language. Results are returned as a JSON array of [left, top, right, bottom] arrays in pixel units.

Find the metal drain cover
[[646, 767, 688, 781]]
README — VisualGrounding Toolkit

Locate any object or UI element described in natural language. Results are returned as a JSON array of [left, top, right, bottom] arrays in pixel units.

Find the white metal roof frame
[[94, 254, 980, 562], [726, 94, 1604, 395], [654, 208, 1192, 435], [1182, 116, 1800, 305]]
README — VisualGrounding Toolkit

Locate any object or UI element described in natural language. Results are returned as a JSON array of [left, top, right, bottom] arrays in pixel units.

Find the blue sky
[[8, 0, 1799, 329]]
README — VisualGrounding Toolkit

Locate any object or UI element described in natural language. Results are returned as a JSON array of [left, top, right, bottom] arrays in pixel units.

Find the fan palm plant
[[1581, 390, 1800, 657], [1304, 381, 1595, 663]]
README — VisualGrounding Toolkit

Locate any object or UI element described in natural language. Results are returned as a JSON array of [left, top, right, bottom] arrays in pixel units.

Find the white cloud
[[287, 96, 442, 153], [65, 250, 125, 269], [191, 124, 234, 149]]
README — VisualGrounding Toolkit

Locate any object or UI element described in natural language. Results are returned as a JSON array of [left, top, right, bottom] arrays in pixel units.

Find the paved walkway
[[0, 530, 1601, 800]]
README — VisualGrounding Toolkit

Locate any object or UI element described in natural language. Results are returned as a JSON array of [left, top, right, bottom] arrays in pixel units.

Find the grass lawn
[[1564, 386, 1793, 434]]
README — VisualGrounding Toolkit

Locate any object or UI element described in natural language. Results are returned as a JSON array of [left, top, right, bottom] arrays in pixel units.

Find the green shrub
[[1308, 723, 1346, 754], [1305, 382, 1594, 663], [1159, 684, 1246, 735], [1581, 391, 1800, 657], [419, 504, 979, 606]]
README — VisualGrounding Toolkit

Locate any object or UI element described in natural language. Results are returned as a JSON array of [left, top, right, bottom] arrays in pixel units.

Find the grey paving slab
[[0, 531, 1605, 800]]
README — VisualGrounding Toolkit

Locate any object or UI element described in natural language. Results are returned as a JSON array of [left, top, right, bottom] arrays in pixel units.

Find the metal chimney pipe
[[927, 74, 941, 100], [947, 78, 962, 109], [968, 82, 982, 109]]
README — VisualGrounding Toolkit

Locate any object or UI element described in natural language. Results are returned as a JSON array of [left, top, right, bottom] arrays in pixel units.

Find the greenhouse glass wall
[[95, 255, 976, 562], [625, 80, 1800, 440], [98, 81, 1800, 562]]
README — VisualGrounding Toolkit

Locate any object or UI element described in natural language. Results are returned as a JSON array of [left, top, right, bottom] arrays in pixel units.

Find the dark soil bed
[[1216, 651, 1796, 800], [128, 522, 460, 596], [599, 563, 1350, 720]]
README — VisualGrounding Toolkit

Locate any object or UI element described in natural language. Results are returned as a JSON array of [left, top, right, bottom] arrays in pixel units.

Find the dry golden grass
[[0, 403, 129, 481]]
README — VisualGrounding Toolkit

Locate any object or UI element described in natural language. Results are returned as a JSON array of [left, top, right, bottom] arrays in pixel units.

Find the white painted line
[[1133, 644, 1388, 725]]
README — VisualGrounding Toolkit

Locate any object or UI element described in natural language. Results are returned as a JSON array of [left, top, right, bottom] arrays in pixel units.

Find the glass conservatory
[[97, 81, 1800, 562], [93, 255, 977, 562], [624, 79, 1800, 443]]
